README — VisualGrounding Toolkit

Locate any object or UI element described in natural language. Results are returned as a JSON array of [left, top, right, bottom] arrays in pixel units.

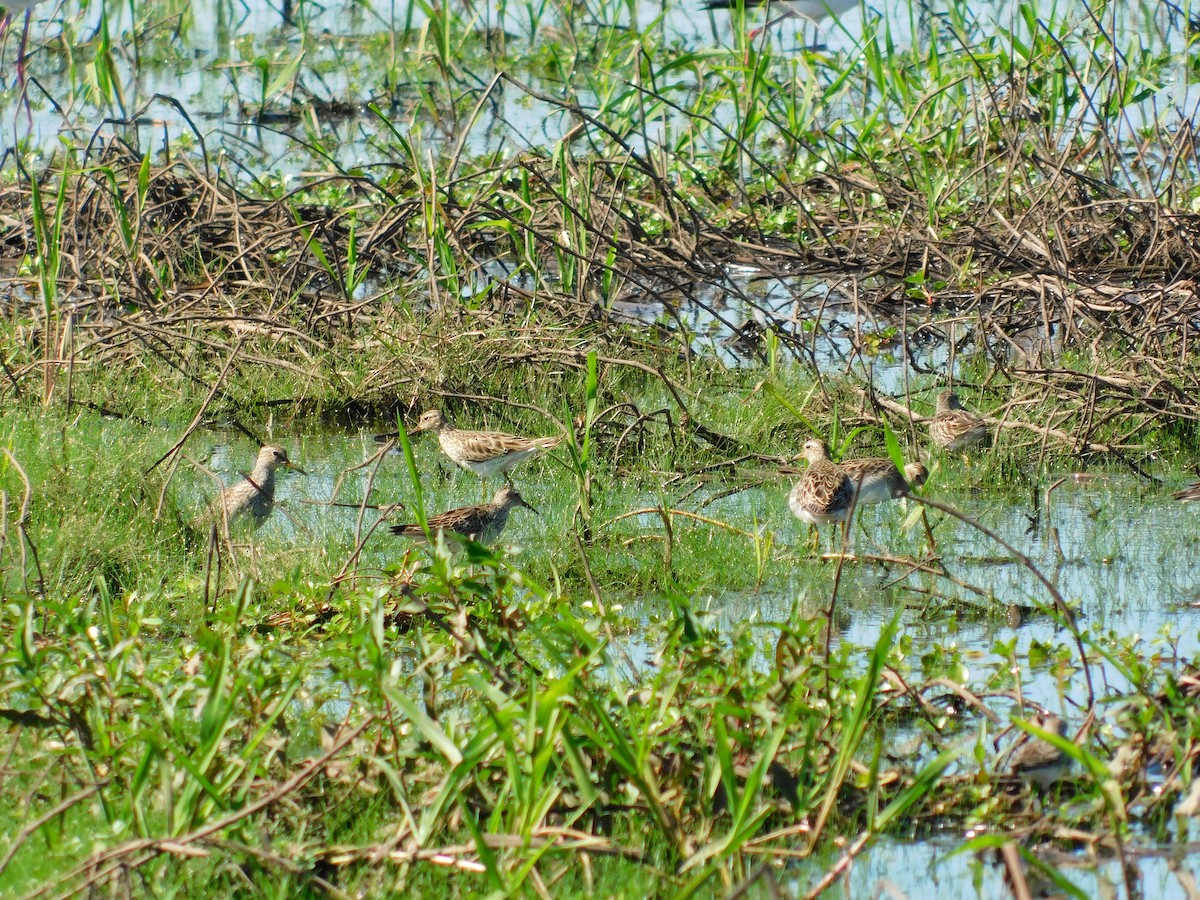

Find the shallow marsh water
[[842, 832, 1200, 899], [199, 425, 1200, 706], [4, 0, 1199, 184], [186, 424, 1200, 894]]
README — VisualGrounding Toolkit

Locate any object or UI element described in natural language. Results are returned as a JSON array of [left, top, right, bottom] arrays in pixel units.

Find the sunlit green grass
[[5, 0, 1200, 893], [2, 371, 1200, 895]]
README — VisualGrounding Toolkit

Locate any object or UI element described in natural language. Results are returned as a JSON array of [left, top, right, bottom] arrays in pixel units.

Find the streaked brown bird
[[215, 444, 306, 530], [389, 486, 536, 545], [1009, 714, 1071, 791], [788, 438, 855, 526], [415, 409, 563, 481], [929, 390, 987, 452], [839, 456, 927, 506]]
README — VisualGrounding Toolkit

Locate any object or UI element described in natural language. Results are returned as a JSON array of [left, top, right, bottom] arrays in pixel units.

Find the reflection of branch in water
[[298, 499, 405, 511], [914, 494, 1095, 716]]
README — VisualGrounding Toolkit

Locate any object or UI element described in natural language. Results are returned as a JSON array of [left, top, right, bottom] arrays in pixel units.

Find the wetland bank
[[5, 0, 1200, 896]]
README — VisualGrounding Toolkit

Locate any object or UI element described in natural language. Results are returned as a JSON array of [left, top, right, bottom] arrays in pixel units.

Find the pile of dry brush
[[2, 125, 1200, 455]]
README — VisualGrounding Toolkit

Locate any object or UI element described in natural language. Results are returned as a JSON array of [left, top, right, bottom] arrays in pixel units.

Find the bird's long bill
[[521, 498, 540, 515], [287, 461, 309, 475]]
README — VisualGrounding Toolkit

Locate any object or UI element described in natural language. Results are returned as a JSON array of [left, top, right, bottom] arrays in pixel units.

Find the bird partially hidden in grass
[[838, 455, 928, 505], [213, 444, 306, 531], [702, 0, 857, 41], [788, 438, 855, 527], [789, 442, 927, 552], [413, 409, 564, 483], [929, 390, 988, 452], [389, 486, 537, 546], [1008, 714, 1071, 792]]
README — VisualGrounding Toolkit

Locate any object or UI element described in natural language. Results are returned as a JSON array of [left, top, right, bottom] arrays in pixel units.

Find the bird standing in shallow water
[[929, 390, 988, 452], [390, 486, 536, 545], [838, 455, 927, 506], [415, 409, 563, 482], [1009, 714, 1071, 792], [788, 438, 855, 528], [215, 444, 306, 531]]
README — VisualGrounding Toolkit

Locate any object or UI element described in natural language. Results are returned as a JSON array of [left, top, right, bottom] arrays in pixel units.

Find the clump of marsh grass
[[3, 513, 1193, 898]]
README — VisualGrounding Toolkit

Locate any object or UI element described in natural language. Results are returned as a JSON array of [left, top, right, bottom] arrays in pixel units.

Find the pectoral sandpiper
[[839, 456, 928, 506], [1009, 714, 1071, 791], [215, 444, 306, 530], [788, 438, 855, 526], [929, 390, 987, 452], [416, 409, 563, 481], [389, 486, 536, 545]]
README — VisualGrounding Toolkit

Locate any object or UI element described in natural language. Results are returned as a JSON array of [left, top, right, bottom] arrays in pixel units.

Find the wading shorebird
[[929, 390, 988, 452], [702, 0, 858, 40], [788, 438, 855, 535], [389, 486, 536, 545], [1008, 714, 1071, 792], [214, 444, 306, 531], [839, 455, 928, 506], [415, 409, 563, 482]]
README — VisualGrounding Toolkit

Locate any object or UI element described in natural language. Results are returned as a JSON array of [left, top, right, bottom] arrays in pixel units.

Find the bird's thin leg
[[855, 511, 873, 547], [838, 517, 852, 560], [801, 15, 831, 51]]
